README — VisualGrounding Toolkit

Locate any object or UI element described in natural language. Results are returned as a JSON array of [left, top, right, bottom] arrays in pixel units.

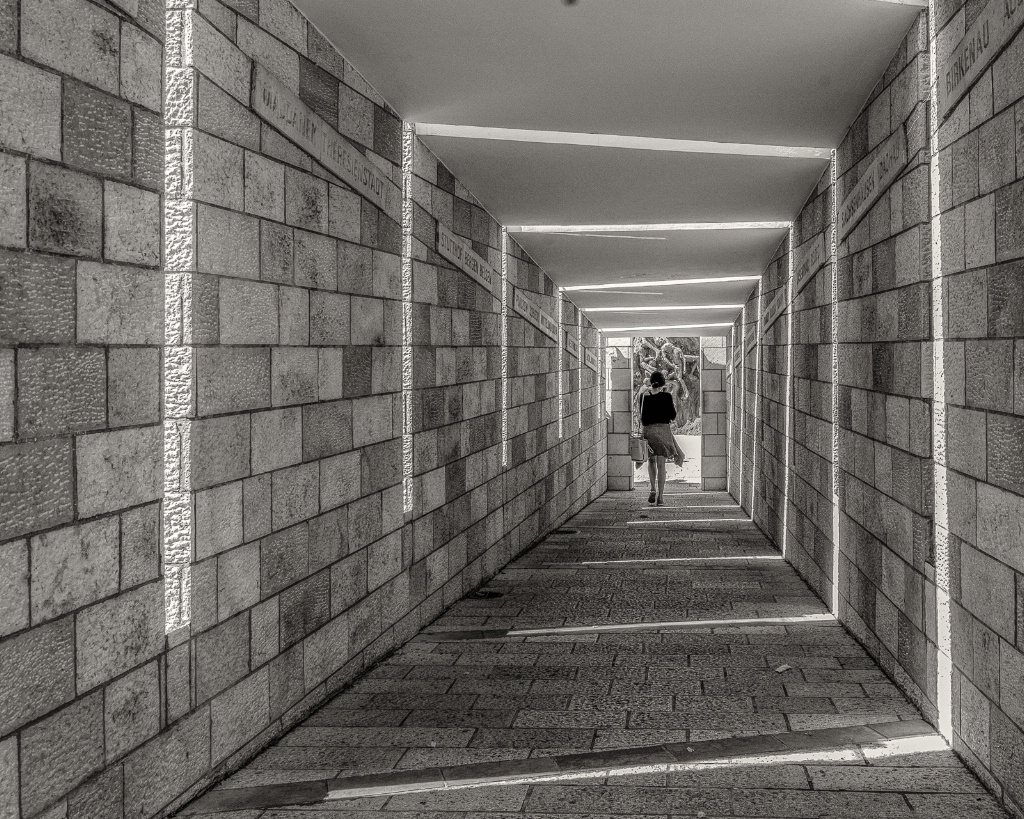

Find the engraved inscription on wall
[[436, 224, 501, 300], [939, 0, 1024, 119], [837, 129, 907, 240], [252, 64, 401, 222]]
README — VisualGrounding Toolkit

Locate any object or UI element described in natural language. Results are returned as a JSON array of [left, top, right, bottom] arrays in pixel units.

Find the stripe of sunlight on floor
[[178, 477, 1010, 819]]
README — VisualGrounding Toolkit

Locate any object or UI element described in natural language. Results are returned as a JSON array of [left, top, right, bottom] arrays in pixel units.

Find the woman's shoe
[[656, 497, 665, 506], [648, 492, 656, 504]]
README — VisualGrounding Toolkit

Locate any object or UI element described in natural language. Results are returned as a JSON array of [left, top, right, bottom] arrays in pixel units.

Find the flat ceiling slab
[[297, 0, 922, 148], [512, 228, 790, 287], [419, 137, 829, 226], [292, 0, 920, 330]]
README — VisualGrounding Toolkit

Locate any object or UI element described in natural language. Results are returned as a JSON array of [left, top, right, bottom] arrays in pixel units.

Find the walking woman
[[640, 370, 676, 505]]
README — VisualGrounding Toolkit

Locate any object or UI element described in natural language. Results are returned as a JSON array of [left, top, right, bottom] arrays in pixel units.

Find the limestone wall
[[0, 0, 606, 815], [606, 341, 634, 491], [934, 0, 1024, 810], [752, 240, 791, 547], [834, 12, 936, 719], [725, 7, 1024, 814], [0, 0, 167, 815], [699, 336, 728, 491], [788, 168, 837, 603]]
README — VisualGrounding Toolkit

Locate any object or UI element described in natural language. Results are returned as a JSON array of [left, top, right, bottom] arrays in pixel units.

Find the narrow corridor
[[181, 480, 1007, 818]]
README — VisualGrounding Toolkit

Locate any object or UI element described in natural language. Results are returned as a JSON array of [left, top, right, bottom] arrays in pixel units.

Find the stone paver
[[181, 480, 1008, 818]]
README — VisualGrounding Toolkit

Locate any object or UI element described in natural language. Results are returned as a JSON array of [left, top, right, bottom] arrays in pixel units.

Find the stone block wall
[[0, 0, 166, 815], [699, 336, 728, 491], [606, 340, 634, 491], [727, 327, 743, 500], [0, 0, 606, 815], [722, 7, 1024, 815], [752, 239, 791, 547], [735, 285, 761, 515], [934, 1, 1024, 811], [788, 169, 837, 602], [833, 13, 936, 717]]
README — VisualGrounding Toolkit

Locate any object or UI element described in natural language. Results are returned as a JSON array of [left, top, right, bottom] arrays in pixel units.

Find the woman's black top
[[640, 391, 676, 426]]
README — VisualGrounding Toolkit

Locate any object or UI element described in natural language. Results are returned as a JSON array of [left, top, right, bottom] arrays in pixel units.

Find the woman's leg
[[646, 450, 657, 501], [656, 456, 667, 501]]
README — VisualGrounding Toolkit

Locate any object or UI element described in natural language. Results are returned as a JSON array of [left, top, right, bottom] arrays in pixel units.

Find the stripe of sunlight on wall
[[163, 0, 196, 632], [782, 227, 796, 559], [830, 149, 841, 617], [578, 314, 584, 431], [557, 290, 565, 439], [738, 306, 747, 510], [402, 122, 415, 513], [750, 281, 764, 524], [727, 325, 735, 494], [926, 0, 952, 741], [501, 227, 510, 467]]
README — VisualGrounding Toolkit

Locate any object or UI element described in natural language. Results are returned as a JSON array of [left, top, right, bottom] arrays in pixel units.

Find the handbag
[[629, 394, 649, 463]]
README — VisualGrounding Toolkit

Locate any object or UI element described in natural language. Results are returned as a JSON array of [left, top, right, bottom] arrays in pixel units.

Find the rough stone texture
[[17, 347, 106, 438], [20, 692, 104, 816], [104, 182, 160, 265], [76, 582, 164, 692], [936, 8, 1024, 815], [0, 249, 75, 344], [749, 238, 790, 552], [0, 538, 28, 636], [0, 4, 607, 819], [785, 170, 836, 604], [0, 438, 74, 541], [0, 617, 75, 736], [21, 0, 119, 94], [721, 12, 1024, 819], [30, 517, 120, 623], [700, 336, 729, 491], [0, 152, 26, 248], [29, 161, 102, 256], [0, 53, 61, 159], [606, 341, 634, 491], [76, 426, 162, 518]]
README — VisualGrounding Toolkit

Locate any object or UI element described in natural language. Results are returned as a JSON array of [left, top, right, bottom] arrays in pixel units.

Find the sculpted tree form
[[633, 337, 701, 435]]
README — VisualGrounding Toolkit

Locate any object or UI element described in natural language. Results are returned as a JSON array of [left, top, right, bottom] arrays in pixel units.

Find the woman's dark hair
[[649, 371, 666, 388]]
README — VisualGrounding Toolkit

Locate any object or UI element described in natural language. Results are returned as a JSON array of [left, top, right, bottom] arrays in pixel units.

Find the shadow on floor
[[179, 479, 1009, 819]]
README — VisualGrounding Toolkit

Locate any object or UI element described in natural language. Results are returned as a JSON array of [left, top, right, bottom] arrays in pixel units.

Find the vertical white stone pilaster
[[751, 281, 763, 525], [782, 228, 795, 558], [926, 1, 952, 741], [401, 123, 414, 514], [830, 151, 841, 617], [501, 228, 509, 468], [162, 0, 197, 632], [557, 291, 564, 440], [577, 316, 583, 432], [738, 306, 746, 510]]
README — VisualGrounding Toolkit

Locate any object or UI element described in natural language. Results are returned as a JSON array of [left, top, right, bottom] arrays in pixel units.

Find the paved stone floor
[[182, 480, 1009, 818]]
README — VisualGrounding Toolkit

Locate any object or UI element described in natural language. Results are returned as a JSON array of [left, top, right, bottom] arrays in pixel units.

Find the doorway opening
[[631, 336, 701, 486]]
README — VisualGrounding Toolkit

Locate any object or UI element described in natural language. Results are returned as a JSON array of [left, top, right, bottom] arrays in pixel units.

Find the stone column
[[700, 337, 728, 490]]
